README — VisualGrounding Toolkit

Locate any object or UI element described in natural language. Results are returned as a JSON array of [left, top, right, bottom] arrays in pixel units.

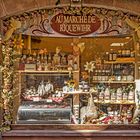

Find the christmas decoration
[[84, 61, 95, 73]]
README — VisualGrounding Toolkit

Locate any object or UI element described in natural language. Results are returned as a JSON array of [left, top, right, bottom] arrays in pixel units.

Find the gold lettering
[[91, 16, 96, 23], [72, 16, 78, 23], [55, 15, 99, 24], [59, 24, 91, 33], [72, 25, 76, 32], [67, 24, 72, 32], [60, 24, 64, 31], [86, 25, 91, 31], [75, 25, 81, 31], [81, 25, 86, 31], [64, 16, 70, 23], [83, 16, 87, 23], [56, 16, 63, 23], [87, 16, 91, 23], [78, 16, 83, 23]]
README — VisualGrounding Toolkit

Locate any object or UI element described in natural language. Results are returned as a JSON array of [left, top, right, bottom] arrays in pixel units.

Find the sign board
[[50, 13, 101, 36], [20, 7, 132, 37]]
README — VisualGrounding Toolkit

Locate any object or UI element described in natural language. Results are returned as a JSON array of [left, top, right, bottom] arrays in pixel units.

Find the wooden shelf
[[64, 91, 91, 95], [92, 81, 135, 84], [94, 100, 135, 105], [104, 59, 135, 64], [18, 70, 79, 74]]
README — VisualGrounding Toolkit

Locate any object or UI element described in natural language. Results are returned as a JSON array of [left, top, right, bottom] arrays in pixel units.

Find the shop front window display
[[17, 46, 78, 124], [16, 36, 140, 125], [17, 74, 73, 124]]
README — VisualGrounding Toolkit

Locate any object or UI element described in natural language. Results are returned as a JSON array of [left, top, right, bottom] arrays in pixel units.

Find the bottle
[[126, 109, 133, 123], [122, 91, 128, 101], [102, 66, 105, 81], [94, 70, 98, 81], [116, 88, 122, 102], [37, 53, 40, 61], [109, 49, 113, 61], [111, 89, 116, 101], [48, 53, 52, 63], [105, 52, 109, 61], [128, 90, 134, 102], [104, 87, 110, 101], [126, 48, 131, 57], [118, 49, 122, 58], [130, 48, 135, 58], [121, 49, 125, 58], [112, 51, 117, 61], [44, 53, 47, 61]]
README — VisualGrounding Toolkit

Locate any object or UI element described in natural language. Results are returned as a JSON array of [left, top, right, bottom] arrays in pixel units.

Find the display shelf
[[92, 81, 135, 84], [18, 70, 79, 73], [94, 100, 135, 105], [64, 91, 91, 95], [17, 70, 79, 76], [14, 41, 137, 125], [104, 60, 135, 64]]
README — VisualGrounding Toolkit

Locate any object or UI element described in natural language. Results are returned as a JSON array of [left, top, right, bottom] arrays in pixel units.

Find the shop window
[[14, 35, 140, 125]]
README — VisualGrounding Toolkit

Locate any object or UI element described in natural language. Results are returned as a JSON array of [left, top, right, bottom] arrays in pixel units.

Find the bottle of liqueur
[[116, 88, 123, 102], [110, 89, 116, 102], [33, 51, 37, 63], [109, 49, 113, 61], [126, 48, 131, 57], [115, 64, 121, 81], [122, 86, 128, 101], [94, 69, 98, 81], [44, 54, 48, 71], [36, 53, 42, 71], [98, 66, 102, 81], [47, 53, 52, 70], [105, 51, 109, 61], [102, 65, 106, 81], [106, 64, 110, 81], [104, 87, 110, 101], [130, 48, 135, 58], [48, 53, 52, 63], [44, 53, 47, 62], [112, 50, 117, 61], [121, 48, 126, 58], [128, 85, 135, 102], [99, 89, 104, 102], [118, 49, 122, 58]]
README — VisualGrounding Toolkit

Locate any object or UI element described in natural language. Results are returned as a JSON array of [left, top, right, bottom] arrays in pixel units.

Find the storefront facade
[[1, 0, 140, 139]]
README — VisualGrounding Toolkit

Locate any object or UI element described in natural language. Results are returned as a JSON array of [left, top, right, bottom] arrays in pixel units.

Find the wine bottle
[[109, 49, 113, 61], [112, 51, 117, 61]]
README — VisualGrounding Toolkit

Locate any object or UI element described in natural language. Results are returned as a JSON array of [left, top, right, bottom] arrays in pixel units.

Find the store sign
[[50, 13, 101, 36], [20, 7, 132, 37]]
